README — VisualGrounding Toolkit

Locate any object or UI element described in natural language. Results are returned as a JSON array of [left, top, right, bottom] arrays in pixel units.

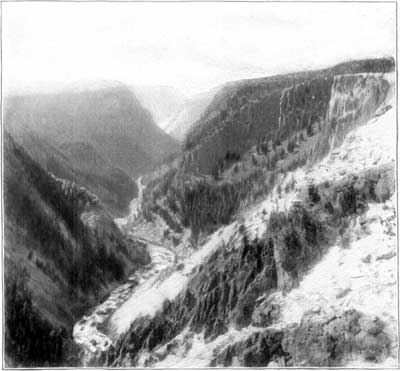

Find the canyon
[[3, 57, 397, 368]]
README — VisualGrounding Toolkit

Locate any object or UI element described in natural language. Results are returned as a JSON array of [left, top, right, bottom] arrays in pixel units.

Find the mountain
[[4, 83, 179, 214], [3, 131, 150, 367], [4, 57, 397, 368], [133, 85, 218, 142], [162, 88, 218, 141], [139, 58, 395, 242], [182, 57, 394, 175], [133, 85, 188, 130], [98, 61, 396, 368], [5, 129, 137, 216]]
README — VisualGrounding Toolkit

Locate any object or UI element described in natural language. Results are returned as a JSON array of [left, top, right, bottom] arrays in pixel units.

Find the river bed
[[73, 176, 176, 365]]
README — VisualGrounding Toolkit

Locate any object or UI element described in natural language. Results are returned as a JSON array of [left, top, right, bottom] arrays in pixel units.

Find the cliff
[[312, 73, 392, 161], [142, 61, 395, 243], [182, 58, 394, 175], [101, 64, 396, 368], [278, 77, 332, 138]]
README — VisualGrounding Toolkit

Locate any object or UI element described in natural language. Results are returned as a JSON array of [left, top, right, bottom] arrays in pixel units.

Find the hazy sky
[[3, 2, 396, 97]]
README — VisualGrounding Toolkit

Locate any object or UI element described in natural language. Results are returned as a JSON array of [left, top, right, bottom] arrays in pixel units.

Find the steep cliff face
[[213, 309, 392, 367], [312, 73, 392, 160], [143, 64, 395, 244], [329, 74, 390, 129], [4, 132, 150, 367], [182, 58, 394, 175], [278, 77, 332, 138]]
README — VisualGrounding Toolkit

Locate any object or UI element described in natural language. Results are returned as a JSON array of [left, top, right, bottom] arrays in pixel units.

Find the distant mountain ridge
[[4, 83, 179, 214], [133, 85, 188, 130], [162, 88, 218, 141], [133, 85, 219, 141]]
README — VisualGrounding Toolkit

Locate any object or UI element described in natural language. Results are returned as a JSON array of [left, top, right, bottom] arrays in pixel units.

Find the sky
[[3, 1, 396, 97]]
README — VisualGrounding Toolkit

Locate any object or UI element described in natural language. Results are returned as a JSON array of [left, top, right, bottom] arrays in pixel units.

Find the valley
[[3, 57, 398, 368]]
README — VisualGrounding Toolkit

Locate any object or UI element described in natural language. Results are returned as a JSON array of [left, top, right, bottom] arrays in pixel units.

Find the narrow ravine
[[73, 177, 176, 365]]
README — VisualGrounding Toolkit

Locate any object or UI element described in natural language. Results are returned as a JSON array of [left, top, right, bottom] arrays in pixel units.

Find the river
[[73, 177, 176, 365]]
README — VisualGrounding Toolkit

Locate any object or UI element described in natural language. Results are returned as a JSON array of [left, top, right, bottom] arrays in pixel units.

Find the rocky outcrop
[[267, 202, 328, 292], [106, 235, 278, 366], [213, 309, 391, 367], [211, 328, 288, 367], [284, 309, 391, 366], [375, 168, 395, 202]]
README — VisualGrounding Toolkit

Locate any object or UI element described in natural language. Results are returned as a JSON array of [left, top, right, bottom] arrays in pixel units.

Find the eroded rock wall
[[278, 77, 332, 139], [312, 73, 392, 161]]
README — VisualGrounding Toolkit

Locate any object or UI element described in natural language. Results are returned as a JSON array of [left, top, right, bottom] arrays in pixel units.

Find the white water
[[73, 176, 175, 364], [73, 242, 175, 364]]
